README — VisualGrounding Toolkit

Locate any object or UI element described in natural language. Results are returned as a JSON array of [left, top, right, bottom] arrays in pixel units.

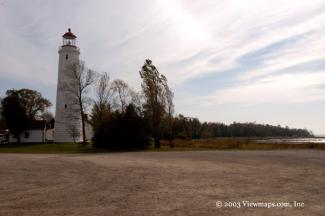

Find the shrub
[[93, 104, 151, 150]]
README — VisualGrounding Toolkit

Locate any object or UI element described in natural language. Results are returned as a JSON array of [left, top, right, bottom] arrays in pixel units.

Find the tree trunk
[[152, 96, 161, 148], [153, 106, 160, 148], [154, 133, 160, 148], [169, 131, 173, 148], [79, 96, 86, 144], [169, 116, 173, 148], [17, 134, 21, 144], [81, 111, 86, 144], [169, 139, 173, 148]]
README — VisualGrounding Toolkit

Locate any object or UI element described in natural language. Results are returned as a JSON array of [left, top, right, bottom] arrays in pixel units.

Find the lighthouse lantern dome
[[62, 28, 77, 46]]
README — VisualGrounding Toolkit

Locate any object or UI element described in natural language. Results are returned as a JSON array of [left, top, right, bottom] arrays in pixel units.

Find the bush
[[93, 104, 151, 150]]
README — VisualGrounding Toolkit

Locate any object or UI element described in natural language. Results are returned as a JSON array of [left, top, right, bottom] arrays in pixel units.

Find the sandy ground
[[0, 150, 324, 216]]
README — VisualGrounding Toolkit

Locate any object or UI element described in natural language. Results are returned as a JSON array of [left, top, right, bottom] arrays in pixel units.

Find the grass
[[0, 138, 324, 153], [159, 138, 325, 151], [0, 143, 98, 154]]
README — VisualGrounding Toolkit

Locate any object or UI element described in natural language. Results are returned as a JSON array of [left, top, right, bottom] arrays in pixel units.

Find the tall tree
[[139, 59, 173, 148], [165, 85, 174, 147], [63, 61, 96, 143], [1, 89, 51, 143]]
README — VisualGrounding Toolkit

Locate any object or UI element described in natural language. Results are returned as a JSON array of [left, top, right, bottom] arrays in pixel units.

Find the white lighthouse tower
[[54, 28, 82, 143]]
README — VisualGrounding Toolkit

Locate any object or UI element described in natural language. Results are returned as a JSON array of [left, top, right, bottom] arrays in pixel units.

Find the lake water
[[257, 138, 325, 144]]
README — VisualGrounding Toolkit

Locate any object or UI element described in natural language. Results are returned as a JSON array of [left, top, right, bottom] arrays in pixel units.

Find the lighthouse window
[[66, 54, 69, 60], [65, 104, 67, 109]]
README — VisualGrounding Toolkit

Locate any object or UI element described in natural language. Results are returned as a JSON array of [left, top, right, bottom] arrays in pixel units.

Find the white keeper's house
[[7, 120, 54, 143]]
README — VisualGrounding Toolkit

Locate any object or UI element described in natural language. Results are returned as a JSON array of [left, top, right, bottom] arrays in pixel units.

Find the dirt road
[[0, 150, 324, 215]]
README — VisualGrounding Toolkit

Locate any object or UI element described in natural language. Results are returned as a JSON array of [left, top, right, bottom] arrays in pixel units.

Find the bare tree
[[130, 90, 144, 114], [66, 123, 81, 143], [95, 72, 113, 112], [62, 61, 96, 143], [111, 79, 134, 112], [91, 72, 113, 130]]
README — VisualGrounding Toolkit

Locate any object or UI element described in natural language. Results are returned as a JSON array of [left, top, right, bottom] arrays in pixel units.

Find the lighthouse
[[54, 28, 82, 143]]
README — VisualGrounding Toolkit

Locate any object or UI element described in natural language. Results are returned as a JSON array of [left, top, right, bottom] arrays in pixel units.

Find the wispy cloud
[[206, 72, 325, 105], [1, 0, 325, 133]]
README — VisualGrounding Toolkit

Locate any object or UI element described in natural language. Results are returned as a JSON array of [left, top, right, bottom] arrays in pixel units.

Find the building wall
[[9, 130, 45, 143], [46, 128, 54, 141], [54, 45, 82, 143]]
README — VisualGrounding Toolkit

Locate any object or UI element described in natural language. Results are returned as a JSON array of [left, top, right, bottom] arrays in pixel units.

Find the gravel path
[[0, 150, 324, 215]]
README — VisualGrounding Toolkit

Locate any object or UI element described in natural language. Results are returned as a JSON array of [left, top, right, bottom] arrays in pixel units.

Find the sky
[[0, 0, 325, 135]]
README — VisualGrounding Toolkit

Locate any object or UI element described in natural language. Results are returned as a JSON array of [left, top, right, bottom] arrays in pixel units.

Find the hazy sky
[[1, 0, 325, 134]]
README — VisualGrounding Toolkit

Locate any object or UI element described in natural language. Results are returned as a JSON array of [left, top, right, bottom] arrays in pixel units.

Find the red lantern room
[[62, 28, 77, 46]]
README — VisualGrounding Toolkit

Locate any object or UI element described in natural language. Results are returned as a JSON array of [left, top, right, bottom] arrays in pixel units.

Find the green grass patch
[[0, 143, 99, 154], [0, 138, 324, 154]]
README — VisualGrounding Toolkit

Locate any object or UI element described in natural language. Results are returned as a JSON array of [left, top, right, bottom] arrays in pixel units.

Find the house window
[[66, 54, 68, 60], [25, 132, 30, 139], [65, 104, 67, 109]]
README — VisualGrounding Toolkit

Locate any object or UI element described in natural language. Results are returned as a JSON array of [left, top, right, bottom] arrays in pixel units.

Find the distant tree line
[[170, 115, 313, 139]]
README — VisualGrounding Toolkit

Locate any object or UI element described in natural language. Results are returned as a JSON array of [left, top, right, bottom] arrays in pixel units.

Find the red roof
[[62, 28, 77, 39]]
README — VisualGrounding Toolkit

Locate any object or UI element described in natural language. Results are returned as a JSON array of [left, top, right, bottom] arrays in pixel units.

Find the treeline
[[171, 115, 313, 139]]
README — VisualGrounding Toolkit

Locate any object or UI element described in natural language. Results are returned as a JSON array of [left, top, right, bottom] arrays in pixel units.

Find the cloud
[[156, 0, 325, 85], [238, 29, 325, 81], [205, 72, 325, 105], [1, 0, 325, 132], [1, 0, 325, 86]]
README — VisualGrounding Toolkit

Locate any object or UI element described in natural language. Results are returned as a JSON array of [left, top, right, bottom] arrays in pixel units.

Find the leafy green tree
[[1, 89, 51, 143], [5, 89, 52, 119]]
